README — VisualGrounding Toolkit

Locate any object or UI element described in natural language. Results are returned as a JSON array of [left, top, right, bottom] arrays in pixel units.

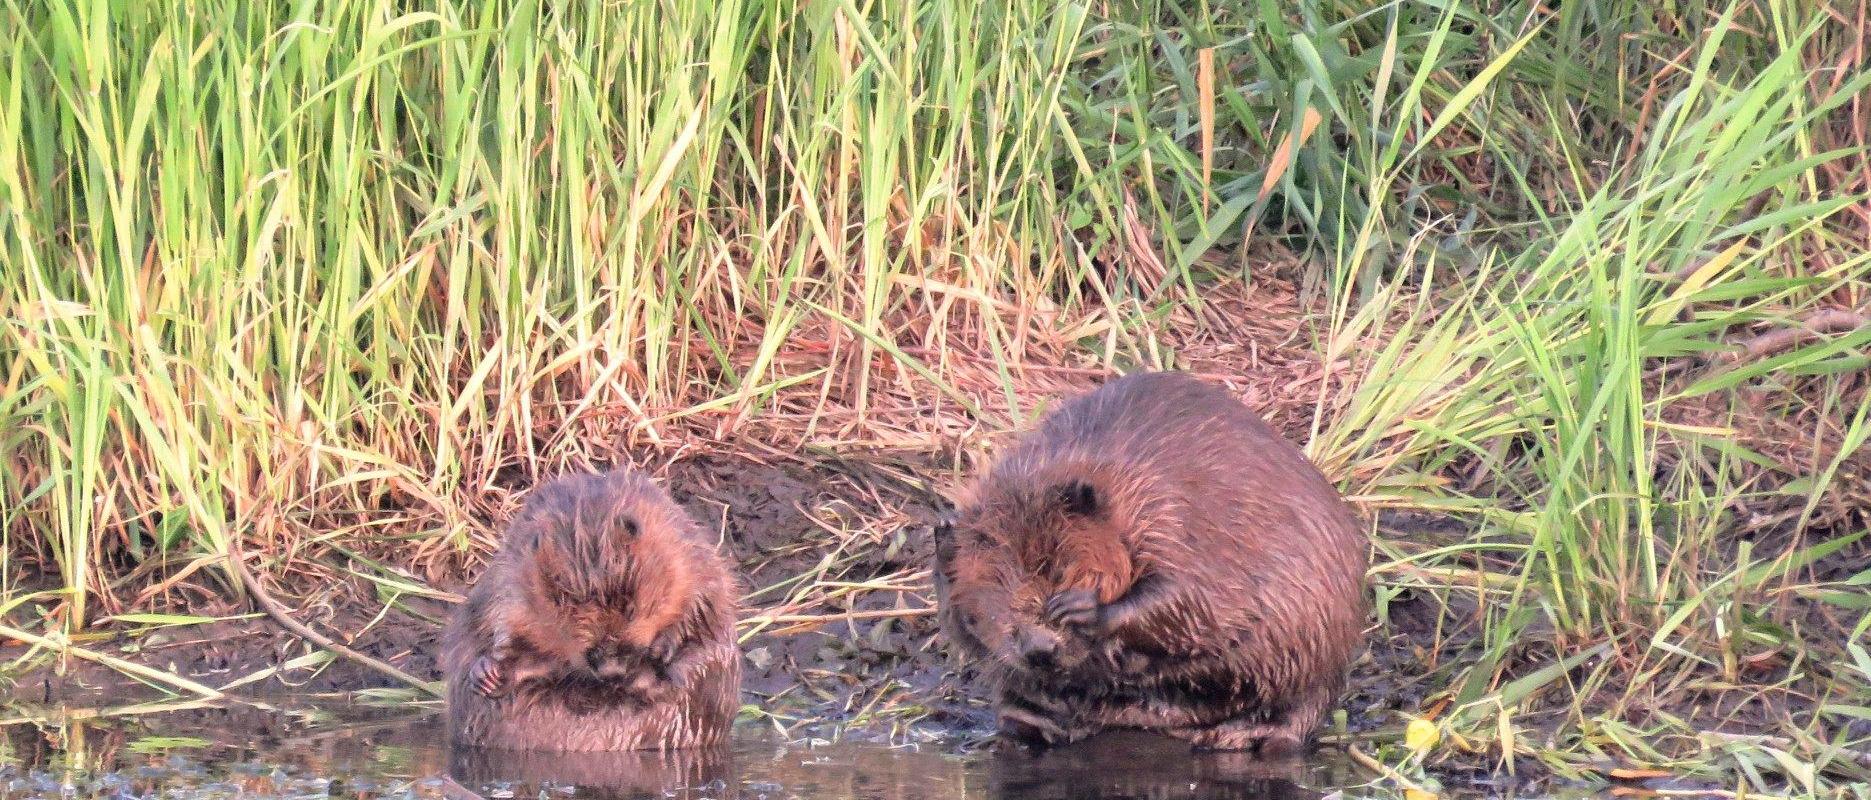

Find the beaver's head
[[510, 472, 705, 680]]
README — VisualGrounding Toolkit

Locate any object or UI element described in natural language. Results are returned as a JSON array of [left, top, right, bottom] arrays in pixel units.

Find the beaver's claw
[[647, 630, 682, 666], [1044, 589, 1103, 631], [469, 655, 504, 697], [996, 704, 1071, 747]]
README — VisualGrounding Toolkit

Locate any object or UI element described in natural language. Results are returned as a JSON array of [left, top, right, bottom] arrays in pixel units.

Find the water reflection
[[982, 732, 1321, 800], [0, 701, 1370, 800], [446, 745, 736, 800], [444, 731, 1322, 800]]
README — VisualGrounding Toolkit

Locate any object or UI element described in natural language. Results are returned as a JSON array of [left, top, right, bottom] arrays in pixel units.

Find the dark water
[[0, 701, 1395, 800]]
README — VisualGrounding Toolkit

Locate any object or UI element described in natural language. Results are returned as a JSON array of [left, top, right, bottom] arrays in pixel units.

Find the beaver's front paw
[[1044, 589, 1107, 634], [661, 659, 694, 691], [468, 655, 505, 697], [996, 704, 1071, 747], [628, 666, 681, 703], [647, 629, 683, 666]]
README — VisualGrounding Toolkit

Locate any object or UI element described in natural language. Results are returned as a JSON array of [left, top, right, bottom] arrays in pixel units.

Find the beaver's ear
[[1052, 480, 1100, 517]]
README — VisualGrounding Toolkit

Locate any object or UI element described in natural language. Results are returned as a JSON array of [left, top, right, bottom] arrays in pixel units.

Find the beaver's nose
[[1015, 625, 1058, 668], [587, 642, 645, 678]]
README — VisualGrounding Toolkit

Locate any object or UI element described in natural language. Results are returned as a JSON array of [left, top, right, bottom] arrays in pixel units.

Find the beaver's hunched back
[[935, 371, 1368, 754], [442, 468, 741, 752]]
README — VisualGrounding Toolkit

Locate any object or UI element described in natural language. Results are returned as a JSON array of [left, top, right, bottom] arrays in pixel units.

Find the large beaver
[[935, 371, 1368, 754], [442, 468, 742, 752]]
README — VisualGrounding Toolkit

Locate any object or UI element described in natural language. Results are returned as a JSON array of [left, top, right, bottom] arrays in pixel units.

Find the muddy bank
[[5, 453, 1460, 742]]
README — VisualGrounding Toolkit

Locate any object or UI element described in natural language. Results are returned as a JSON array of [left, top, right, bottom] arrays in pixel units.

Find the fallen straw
[[226, 550, 443, 698], [0, 623, 225, 699], [1346, 744, 1431, 794]]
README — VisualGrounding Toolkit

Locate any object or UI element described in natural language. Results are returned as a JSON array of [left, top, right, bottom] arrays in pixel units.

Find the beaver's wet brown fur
[[935, 371, 1369, 754], [442, 468, 741, 752]]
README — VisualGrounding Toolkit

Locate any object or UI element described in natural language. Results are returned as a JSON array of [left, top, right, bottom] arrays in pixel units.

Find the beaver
[[442, 468, 742, 752], [934, 371, 1369, 755]]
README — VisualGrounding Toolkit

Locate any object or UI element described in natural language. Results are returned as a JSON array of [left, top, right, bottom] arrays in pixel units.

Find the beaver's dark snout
[[585, 642, 646, 678], [1015, 625, 1060, 668]]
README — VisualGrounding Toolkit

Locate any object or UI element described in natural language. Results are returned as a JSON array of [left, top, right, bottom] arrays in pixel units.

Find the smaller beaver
[[935, 371, 1369, 755], [442, 468, 741, 752]]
